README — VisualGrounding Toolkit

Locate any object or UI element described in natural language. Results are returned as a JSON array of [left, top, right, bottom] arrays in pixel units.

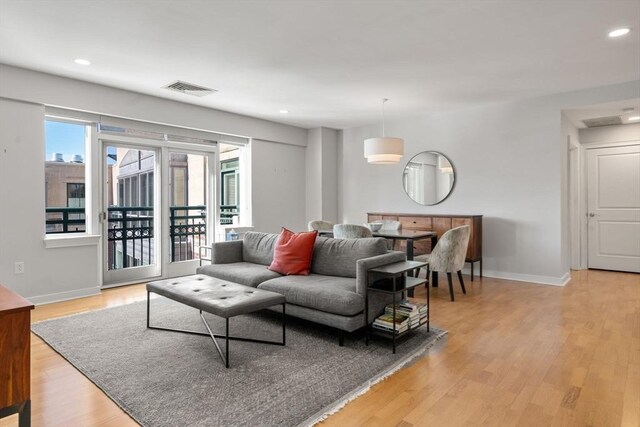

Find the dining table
[[370, 229, 437, 261]]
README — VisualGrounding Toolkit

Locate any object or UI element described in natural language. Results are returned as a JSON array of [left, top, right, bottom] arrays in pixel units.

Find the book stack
[[372, 312, 409, 334], [384, 300, 428, 329]]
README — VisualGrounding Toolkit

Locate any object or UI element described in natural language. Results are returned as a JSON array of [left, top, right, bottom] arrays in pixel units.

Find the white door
[[102, 142, 161, 285], [162, 148, 216, 278], [587, 144, 640, 273]]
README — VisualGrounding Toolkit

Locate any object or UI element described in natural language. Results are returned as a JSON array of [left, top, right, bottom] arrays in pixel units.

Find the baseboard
[[28, 287, 101, 305], [462, 268, 570, 286]]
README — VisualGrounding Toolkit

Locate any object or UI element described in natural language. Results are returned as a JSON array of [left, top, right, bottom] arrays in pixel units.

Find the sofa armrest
[[211, 240, 244, 264], [355, 250, 407, 295]]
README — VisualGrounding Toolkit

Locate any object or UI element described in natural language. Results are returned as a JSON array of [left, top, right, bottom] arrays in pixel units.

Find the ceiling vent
[[163, 81, 217, 97], [582, 116, 623, 128]]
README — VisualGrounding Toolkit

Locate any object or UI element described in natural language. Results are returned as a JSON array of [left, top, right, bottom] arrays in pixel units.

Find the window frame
[[44, 118, 91, 237], [218, 141, 251, 227]]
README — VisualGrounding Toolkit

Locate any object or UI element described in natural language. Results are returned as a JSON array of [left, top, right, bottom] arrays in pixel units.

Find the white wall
[[0, 99, 101, 302], [0, 65, 307, 146], [252, 139, 306, 233], [320, 128, 338, 222], [561, 113, 581, 269], [305, 127, 338, 225], [0, 65, 308, 303], [305, 128, 323, 222], [340, 80, 640, 285]]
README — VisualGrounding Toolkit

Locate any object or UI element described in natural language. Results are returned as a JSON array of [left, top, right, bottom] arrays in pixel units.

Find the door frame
[[100, 139, 162, 286], [162, 146, 217, 278], [570, 139, 640, 270], [98, 134, 218, 287]]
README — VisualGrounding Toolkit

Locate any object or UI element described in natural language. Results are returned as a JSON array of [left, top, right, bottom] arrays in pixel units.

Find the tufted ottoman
[[146, 274, 286, 367]]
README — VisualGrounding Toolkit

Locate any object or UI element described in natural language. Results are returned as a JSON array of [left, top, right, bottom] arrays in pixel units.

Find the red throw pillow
[[268, 228, 318, 276]]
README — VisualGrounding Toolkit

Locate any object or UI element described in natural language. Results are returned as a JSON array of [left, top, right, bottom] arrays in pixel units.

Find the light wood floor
[[1, 270, 638, 427]]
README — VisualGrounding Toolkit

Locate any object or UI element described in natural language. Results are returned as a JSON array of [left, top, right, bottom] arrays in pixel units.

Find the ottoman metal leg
[[147, 291, 286, 368]]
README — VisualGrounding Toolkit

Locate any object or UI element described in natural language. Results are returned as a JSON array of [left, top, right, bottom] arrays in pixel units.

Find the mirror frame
[[402, 151, 456, 205]]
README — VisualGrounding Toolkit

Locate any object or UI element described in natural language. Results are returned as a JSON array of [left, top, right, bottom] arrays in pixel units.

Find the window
[[45, 120, 88, 234], [221, 159, 238, 206], [67, 183, 85, 207], [219, 143, 245, 225], [139, 172, 154, 207]]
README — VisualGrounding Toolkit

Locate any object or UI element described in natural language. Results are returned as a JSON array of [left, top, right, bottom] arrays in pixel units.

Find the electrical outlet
[[15, 262, 24, 274]]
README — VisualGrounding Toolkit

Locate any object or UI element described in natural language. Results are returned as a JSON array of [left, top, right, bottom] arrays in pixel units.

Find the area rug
[[32, 297, 447, 427]]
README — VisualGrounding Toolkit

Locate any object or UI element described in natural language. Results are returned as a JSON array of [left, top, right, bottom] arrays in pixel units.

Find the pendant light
[[364, 98, 404, 164]]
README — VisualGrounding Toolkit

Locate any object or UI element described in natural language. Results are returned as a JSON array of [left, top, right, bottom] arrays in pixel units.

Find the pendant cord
[[382, 98, 388, 137]]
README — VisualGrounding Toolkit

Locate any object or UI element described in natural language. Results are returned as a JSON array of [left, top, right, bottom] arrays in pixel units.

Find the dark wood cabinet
[[0, 284, 34, 427], [368, 213, 483, 279]]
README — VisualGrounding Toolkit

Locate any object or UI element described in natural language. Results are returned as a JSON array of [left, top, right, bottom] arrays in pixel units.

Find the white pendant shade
[[364, 137, 404, 164]]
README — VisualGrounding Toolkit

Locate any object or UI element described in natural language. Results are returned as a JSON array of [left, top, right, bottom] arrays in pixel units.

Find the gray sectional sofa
[[196, 231, 406, 344]]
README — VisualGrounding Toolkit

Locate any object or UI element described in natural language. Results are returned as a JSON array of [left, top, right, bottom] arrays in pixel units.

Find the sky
[[46, 120, 116, 164], [45, 121, 85, 161]]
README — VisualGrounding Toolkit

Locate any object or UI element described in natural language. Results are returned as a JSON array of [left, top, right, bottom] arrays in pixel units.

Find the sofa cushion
[[196, 262, 281, 288], [268, 228, 318, 275], [258, 274, 363, 316], [242, 232, 278, 265], [311, 237, 389, 278]]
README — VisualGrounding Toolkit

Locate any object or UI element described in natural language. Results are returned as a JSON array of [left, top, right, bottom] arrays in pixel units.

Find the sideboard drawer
[[399, 216, 432, 230], [432, 217, 452, 237]]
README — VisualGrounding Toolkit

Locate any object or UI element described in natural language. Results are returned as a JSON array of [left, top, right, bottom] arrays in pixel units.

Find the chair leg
[[416, 267, 421, 278], [424, 266, 430, 288], [446, 272, 455, 301], [432, 271, 438, 288], [457, 270, 466, 294], [338, 330, 344, 347]]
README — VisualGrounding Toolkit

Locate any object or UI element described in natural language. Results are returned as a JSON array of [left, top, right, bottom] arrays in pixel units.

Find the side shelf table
[[366, 260, 429, 353], [0, 284, 34, 427]]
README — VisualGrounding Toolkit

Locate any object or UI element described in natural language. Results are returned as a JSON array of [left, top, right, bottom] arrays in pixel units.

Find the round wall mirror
[[402, 151, 456, 205]]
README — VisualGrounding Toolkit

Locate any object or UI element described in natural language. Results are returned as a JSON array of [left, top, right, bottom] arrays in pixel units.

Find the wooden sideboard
[[0, 285, 34, 427], [368, 213, 483, 279]]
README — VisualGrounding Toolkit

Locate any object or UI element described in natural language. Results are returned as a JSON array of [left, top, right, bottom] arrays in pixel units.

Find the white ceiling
[[0, 0, 639, 130]]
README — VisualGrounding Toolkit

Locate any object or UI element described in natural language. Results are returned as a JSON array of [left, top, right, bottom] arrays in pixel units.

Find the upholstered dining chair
[[333, 224, 373, 239], [308, 220, 335, 232], [414, 225, 470, 302]]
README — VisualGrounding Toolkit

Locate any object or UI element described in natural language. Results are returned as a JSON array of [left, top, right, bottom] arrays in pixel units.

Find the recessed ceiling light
[[628, 116, 640, 121], [279, 110, 289, 114], [74, 58, 91, 66], [608, 28, 630, 38]]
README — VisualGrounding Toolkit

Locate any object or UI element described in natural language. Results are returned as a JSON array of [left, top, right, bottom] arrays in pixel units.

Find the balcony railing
[[46, 207, 86, 233], [169, 205, 206, 262], [47, 205, 211, 268], [107, 207, 154, 269], [220, 204, 239, 225]]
